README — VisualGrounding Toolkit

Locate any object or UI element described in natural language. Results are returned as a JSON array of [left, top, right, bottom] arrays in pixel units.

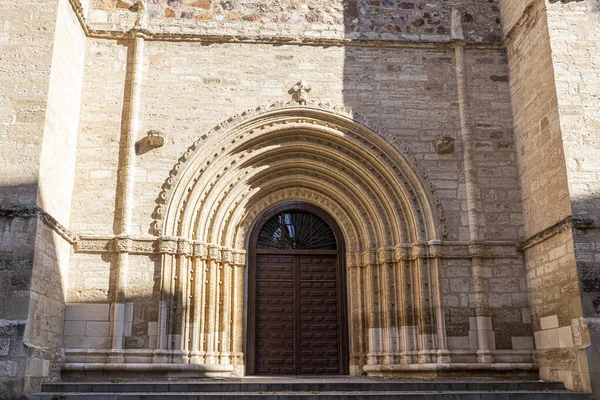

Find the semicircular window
[[257, 210, 337, 250]]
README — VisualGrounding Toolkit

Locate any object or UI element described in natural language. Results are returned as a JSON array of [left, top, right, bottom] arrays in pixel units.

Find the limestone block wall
[[0, 0, 58, 206], [0, 0, 86, 396], [465, 50, 523, 242], [69, 39, 127, 235], [545, 0, 600, 392], [63, 21, 534, 372], [500, 0, 591, 392]]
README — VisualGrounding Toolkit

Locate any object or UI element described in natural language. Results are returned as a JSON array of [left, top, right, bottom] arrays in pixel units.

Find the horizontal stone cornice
[[520, 215, 597, 251], [67, 0, 503, 51], [0, 206, 76, 244]]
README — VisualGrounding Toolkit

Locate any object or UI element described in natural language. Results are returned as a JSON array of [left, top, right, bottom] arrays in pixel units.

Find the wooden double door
[[247, 206, 348, 375]]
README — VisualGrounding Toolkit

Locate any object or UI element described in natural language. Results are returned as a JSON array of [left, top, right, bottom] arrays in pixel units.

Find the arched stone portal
[[153, 101, 450, 376]]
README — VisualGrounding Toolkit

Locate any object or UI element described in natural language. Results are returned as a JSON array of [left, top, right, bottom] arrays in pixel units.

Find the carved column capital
[[208, 245, 221, 261], [177, 239, 192, 256], [159, 236, 178, 254], [193, 242, 208, 259], [115, 235, 133, 253]]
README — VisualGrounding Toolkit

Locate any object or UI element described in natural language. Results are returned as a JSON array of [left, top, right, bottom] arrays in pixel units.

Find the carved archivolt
[[153, 101, 447, 249]]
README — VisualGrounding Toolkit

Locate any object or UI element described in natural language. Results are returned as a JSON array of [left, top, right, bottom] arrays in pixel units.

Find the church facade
[[1, 0, 599, 397]]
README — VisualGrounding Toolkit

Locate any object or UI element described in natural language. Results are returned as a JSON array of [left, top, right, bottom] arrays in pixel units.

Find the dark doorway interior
[[246, 203, 348, 375]]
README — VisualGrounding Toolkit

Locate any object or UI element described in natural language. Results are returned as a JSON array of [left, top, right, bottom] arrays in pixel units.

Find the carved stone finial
[[131, 0, 148, 30], [292, 80, 312, 105], [435, 136, 455, 154], [147, 130, 165, 148]]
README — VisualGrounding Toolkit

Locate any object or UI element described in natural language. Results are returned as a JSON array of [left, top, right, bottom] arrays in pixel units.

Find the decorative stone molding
[[158, 236, 178, 254], [152, 101, 448, 243], [434, 136, 455, 154], [114, 235, 133, 253], [193, 242, 207, 259], [520, 215, 598, 250], [0, 206, 76, 244], [291, 80, 311, 104], [177, 239, 192, 256], [75, 237, 113, 253], [71, 234, 519, 261]]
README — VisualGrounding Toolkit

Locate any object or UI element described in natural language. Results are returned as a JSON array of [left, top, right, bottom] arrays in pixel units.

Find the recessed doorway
[[246, 203, 349, 375]]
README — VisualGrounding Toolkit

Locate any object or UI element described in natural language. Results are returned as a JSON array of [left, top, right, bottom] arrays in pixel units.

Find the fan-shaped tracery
[[257, 210, 337, 250]]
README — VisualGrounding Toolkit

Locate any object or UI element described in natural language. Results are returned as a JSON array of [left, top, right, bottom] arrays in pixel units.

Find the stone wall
[[85, 0, 503, 43], [63, 19, 534, 371], [0, 0, 58, 206], [0, 0, 86, 396], [501, 0, 591, 392], [545, 0, 600, 392]]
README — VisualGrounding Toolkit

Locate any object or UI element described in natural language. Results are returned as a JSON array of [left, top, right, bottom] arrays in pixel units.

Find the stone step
[[27, 380, 591, 399], [40, 380, 568, 393], [25, 391, 591, 400]]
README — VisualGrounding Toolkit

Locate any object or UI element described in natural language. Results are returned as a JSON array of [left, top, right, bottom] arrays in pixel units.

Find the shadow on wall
[[0, 184, 66, 398]]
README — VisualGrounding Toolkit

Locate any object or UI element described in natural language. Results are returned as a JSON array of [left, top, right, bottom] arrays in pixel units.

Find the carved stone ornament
[[292, 80, 312, 105], [147, 130, 165, 148], [434, 136, 455, 154], [131, 0, 148, 31]]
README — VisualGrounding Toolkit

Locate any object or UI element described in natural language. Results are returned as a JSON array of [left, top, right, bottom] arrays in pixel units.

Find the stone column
[[348, 252, 365, 375], [452, 8, 492, 363], [204, 245, 221, 364], [189, 243, 207, 364], [230, 250, 246, 374], [396, 246, 416, 364], [108, 3, 147, 362], [219, 249, 233, 365], [364, 251, 382, 365], [430, 242, 450, 363], [413, 243, 436, 364]]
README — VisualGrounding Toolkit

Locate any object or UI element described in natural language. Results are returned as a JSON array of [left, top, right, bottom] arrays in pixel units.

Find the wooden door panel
[[298, 256, 339, 374], [254, 254, 340, 375], [255, 256, 295, 374]]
